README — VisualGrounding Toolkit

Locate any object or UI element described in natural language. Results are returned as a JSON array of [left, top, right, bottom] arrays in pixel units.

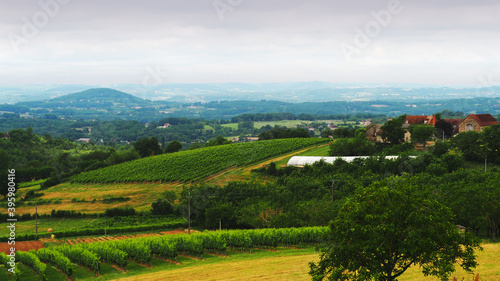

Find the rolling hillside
[[71, 138, 329, 184]]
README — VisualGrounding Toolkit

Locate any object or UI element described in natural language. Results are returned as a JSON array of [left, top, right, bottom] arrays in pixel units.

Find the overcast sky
[[0, 0, 499, 86]]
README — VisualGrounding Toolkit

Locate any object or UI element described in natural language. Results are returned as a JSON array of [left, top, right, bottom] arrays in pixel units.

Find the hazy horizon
[[1, 0, 500, 87]]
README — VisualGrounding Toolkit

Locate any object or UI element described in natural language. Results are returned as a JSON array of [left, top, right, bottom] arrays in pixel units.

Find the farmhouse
[[458, 114, 499, 133], [403, 115, 436, 142], [365, 124, 383, 142]]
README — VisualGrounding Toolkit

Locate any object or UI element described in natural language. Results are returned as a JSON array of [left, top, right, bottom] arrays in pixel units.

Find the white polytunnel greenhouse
[[287, 156, 414, 167]]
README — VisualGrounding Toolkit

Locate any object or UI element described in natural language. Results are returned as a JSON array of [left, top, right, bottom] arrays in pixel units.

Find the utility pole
[[35, 203, 38, 240], [188, 190, 191, 235]]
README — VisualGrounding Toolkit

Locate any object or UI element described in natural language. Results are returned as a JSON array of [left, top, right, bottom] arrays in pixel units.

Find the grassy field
[[12, 182, 182, 216], [115, 243, 500, 281], [0, 247, 318, 281], [3, 242, 493, 281]]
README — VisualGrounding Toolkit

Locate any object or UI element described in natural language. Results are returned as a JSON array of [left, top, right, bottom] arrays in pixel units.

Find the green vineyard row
[[2, 227, 328, 279], [71, 138, 328, 183]]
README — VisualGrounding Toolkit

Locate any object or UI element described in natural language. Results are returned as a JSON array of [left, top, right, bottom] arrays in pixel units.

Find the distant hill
[[17, 88, 154, 111], [51, 88, 145, 104]]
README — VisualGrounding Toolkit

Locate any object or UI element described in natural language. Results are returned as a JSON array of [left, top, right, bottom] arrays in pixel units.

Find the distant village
[[365, 113, 498, 144]]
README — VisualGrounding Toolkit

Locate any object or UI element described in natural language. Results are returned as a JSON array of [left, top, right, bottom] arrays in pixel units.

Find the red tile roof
[[406, 115, 428, 124], [469, 114, 499, 127], [406, 115, 436, 125], [442, 119, 463, 126]]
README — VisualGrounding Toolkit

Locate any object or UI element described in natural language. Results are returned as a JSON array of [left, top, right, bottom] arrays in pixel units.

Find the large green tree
[[164, 140, 183, 154], [482, 125, 500, 164], [409, 124, 435, 150], [133, 137, 163, 157], [449, 131, 484, 161], [434, 119, 454, 138], [381, 115, 406, 145], [309, 180, 480, 281]]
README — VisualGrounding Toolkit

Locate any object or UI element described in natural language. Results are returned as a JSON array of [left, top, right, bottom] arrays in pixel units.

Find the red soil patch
[[0, 241, 44, 254], [161, 229, 199, 235], [160, 230, 188, 235], [58, 229, 193, 246]]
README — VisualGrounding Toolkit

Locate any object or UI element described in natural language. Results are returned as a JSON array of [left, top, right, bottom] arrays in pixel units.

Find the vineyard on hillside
[[0, 227, 328, 279], [71, 138, 328, 183]]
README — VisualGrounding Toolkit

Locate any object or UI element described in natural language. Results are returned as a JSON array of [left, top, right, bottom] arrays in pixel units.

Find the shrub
[[104, 207, 136, 217], [151, 199, 174, 215], [41, 177, 60, 189]]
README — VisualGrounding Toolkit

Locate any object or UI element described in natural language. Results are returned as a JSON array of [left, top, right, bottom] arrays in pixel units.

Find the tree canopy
[[309, 179, 481, 281], [381, 115, 406, 145], [133, 137, 163, 157], [164, 140, 182, 153], [409, 124, 435, 149]]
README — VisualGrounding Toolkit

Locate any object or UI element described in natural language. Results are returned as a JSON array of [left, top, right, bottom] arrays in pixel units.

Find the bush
[[329, 137, 376, 156], [381, 142, 414, 155], [51, 209, 85, 218], [441, 151, 465, 172], [104, 207, 136, 217], [41, 177, 60, 189], [151, 199, 174, 215], [24, 190, 44, 200], [430, 139, 449, 156]]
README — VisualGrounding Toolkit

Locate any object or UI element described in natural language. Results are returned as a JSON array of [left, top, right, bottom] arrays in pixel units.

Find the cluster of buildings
[[366, 114, 499, 143]]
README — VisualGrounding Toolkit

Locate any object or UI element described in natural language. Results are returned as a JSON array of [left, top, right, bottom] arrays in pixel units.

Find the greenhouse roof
[[287, 156, 411, 167]]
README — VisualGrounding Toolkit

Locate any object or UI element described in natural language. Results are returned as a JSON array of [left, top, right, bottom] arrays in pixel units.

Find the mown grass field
[[2, 243, 496, 281], [114, 243, 500, 281]]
